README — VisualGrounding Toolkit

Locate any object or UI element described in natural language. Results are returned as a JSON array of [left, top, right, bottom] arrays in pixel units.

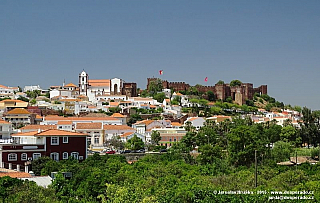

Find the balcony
[[0, 138, 13, 144]]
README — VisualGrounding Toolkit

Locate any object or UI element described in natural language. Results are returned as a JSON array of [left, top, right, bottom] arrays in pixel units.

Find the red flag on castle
[[204, 77, 208, 82], [159, 70, 163, 75]]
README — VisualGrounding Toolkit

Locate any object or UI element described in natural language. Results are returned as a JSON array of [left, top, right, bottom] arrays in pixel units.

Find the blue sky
[[1, 1, 320, 109]]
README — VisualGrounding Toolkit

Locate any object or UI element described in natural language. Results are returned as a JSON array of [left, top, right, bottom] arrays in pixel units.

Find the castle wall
[[147, 78, 267, 105]]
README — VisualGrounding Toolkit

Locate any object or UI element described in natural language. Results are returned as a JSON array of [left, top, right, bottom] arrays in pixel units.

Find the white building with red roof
[[0, 85, 19, 99], [41, 115, 123, 125]]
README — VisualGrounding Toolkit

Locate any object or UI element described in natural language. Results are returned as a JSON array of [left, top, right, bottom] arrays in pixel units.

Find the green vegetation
[[26, 90, 41, 99], [148, 78, 163, 96], [125, 134, 145, 150], [230, 79, 242, 87], [216, 80, 225, 85], [2, 113, 320, 202], [17, 96, 29, 102]]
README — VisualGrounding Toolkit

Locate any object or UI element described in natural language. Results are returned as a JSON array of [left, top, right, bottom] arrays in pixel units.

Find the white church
[[79, 70, 127, 102]]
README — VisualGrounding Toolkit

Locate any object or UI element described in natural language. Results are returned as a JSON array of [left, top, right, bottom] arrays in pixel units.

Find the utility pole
[[296, 151, 298, 170], [255, 150, 257, 188]]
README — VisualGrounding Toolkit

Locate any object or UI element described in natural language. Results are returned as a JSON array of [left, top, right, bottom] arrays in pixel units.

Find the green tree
[[148, 79, 163, 96], [227, 125, 267, 166], [108, 135, 125, 150], [210, 106, 223, 115], [109, 106, 121, 113], [280, 125, 300, 146], [206, 90, 215, 101], [127, 114, 142, 126], [197, 144, 223, 165], [17, 96, 29, 102], [125, 134, 145, 150], [30, 99, 37, 105], [230, 80, 242, 87], [153, 92, 166, 103], [225, 96, 233, 103], [172, 96, 181, 105], [151, 130, 161, 145], [271, 141, 293, 162], [216, 80, 224, 85], [12, 180, 59, 203], [0, 176, 23, 201], [31, 156, 52, 176]]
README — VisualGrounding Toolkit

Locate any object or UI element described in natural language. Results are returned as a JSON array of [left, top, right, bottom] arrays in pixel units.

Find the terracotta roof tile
[[111, 113, 126, 118], [6, 108, 31, 115], [12, 129, 87, 137], [0, 99, 26, 103], [44, 116, 119, 121], [0, 172, 32, 178], [12, 131, 39, 136], [109, 102, 120, 106], [35, 115, 42, 119], [64, 83, 77, 87], [76, 122, 102, 129], [171, 122, 182, 127], [120, 132, 134, 137], [135, 120, 154, 126], [57, 121, 73, 125], [103, 125, 134, 131], [20, 125, 57, 131], [188, 117, 199, 122], [60, 99, 81, 102], [88, 79, 110, 87]]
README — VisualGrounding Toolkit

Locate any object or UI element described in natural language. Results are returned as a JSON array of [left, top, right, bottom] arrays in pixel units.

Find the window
[[50, 152, 59, 161], [33, 153, 41, 160], [8, 153, 17, 161], [71, 152, 79, 160], [94, 135, 99, 144], [51, 137, 59, 145], [63, 152, 68, 160], [21, 153, 27, 161], [87, 137, 91, 146], [63, 136, 68, 143]]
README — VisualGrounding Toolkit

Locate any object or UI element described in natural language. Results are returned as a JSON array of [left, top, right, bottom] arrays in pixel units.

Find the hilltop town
[[0, 70, 303, 165], [1, 70, 318, 202]]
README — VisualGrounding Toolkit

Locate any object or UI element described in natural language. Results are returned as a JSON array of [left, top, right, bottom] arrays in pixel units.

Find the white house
[[103, 125, 136, 141], [23, 85, 42, 92], [0, 85, 19, 99], [50, 89, 72, 99], [184, 117, 206, 130], [0, 119, 14, 142], [171, 92, 189, 107]]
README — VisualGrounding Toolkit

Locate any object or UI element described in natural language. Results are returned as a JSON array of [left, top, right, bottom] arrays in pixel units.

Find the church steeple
[[79, 70, 89, 95]]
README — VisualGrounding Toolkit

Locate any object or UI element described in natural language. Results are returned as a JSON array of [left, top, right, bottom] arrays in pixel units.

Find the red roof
[[12, 129, 87, 137]]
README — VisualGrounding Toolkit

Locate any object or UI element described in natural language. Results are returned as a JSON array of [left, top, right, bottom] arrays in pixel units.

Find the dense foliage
[[2, 151, 319, 202], [2, 113, 320, 202]]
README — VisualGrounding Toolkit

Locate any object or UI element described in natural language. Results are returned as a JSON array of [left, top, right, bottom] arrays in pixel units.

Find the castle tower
[[79, 70, 89, 95]]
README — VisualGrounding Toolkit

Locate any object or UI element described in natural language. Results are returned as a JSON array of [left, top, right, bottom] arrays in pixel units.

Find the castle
[[147, 78, 267, 105]]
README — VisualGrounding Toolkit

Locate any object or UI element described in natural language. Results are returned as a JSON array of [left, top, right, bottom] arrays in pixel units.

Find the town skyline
[[1, 1, 320, 109]]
